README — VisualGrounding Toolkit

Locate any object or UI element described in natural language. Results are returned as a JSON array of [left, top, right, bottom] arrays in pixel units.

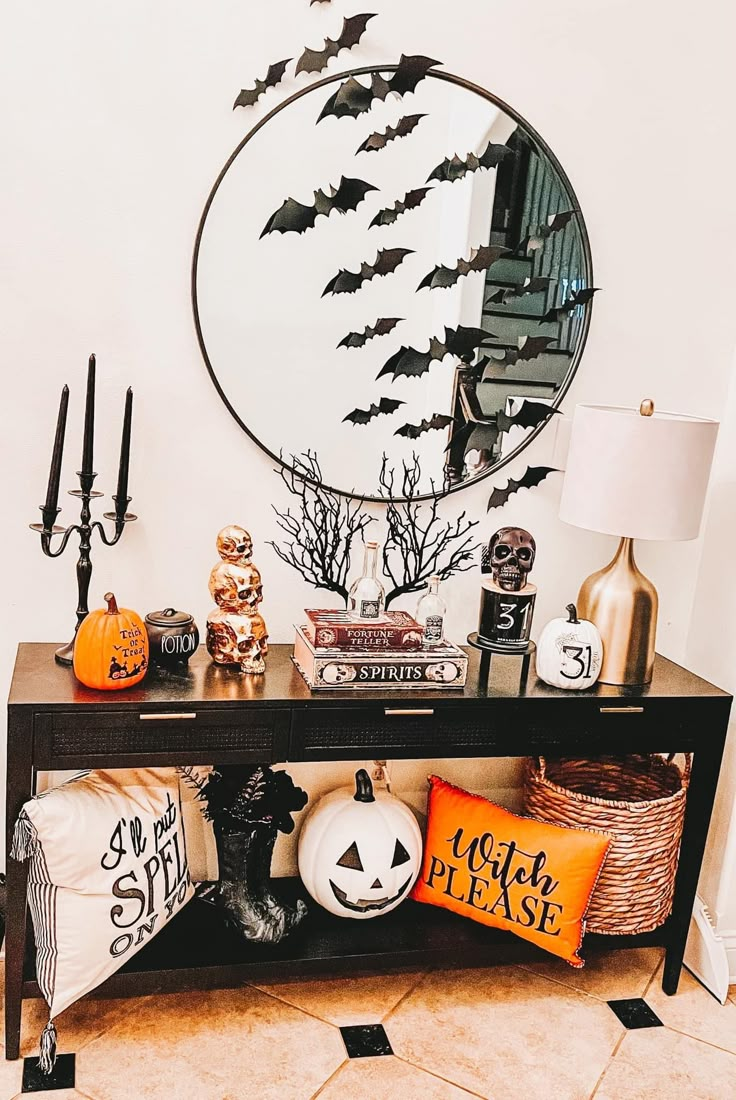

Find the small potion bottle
[[348, 541, 385, 620], [416, 575, 446, 646]]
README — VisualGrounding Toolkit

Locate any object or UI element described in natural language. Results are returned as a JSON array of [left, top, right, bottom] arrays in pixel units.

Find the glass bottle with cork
[[416, 575, 446, 646], [348, 541, 386, 621]]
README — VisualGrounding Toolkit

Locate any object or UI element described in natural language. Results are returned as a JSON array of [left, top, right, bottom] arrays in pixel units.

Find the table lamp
[[558, 401, 719, 684]]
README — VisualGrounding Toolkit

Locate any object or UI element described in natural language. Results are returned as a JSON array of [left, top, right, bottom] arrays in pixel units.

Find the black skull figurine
[[482, 527, 536, 592]]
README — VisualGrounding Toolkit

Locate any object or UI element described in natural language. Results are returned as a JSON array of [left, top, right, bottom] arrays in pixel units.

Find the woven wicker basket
[[523, 754, 691, 935]]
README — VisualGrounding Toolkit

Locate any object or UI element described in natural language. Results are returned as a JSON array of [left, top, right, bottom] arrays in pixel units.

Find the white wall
[[2, 1, 736, 883]]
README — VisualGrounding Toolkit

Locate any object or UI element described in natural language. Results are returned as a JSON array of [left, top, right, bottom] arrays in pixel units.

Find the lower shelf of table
[[22, 878, 670, 999]]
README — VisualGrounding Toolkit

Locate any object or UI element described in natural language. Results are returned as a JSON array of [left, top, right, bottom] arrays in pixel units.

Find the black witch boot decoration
[[181, 764, 308, 943]]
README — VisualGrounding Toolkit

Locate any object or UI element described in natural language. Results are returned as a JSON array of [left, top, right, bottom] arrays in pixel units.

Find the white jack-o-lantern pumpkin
[[536, 603, 603, 690], [298, 770, 422, 919]]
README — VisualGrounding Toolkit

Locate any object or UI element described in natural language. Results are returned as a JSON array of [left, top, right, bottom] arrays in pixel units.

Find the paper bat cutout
[[489, 335, 557, 367], [487, 466, 559, 511], [310, 0, 331, 5], [343, 397, 404, 425], [261, 177, 377, 237], [517, 210, 577, 254], [377, 326, 493, 381], [417, 245, 509, 291], [539, 287, 599, 323], [317, 55, 440, 122], [394, 414, 455, 438], [296, 13, 376, 76], [233, 58, 292, 109], [369, 187, 431, 228], [337, 317, 403, 349], [485, 277, 553, 306], [356, 113, 426, 154], [496, 401, 560, 434], [322, 248, 413, 296], [427, 141, 511, 184]]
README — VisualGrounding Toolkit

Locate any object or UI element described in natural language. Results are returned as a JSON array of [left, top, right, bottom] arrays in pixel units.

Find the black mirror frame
[[192, 64, 594, 503]]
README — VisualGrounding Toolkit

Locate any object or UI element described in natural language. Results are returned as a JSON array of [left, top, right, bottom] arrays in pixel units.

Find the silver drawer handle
[[139, 712, 197, 721], [599, 706, 644, 715], [384, 708, 434, 717]]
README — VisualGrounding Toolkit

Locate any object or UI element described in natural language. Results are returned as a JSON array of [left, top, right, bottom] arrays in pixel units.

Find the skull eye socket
[[517, 548, 532, 561], [391, 839, 411, 868], [494, 546, 511, 559], [336, 841, 364, 871]]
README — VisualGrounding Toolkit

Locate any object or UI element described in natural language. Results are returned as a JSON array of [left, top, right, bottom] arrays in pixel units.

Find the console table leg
[[5, 710, 33, 1059], [662, 733, 727, 995]]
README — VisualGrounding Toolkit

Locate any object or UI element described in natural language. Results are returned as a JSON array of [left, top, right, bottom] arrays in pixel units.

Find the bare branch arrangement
[[379, 454, 481, 607], [268, 451, 375, 602]]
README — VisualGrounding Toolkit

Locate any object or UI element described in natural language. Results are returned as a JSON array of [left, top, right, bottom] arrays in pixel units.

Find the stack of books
[[292, 609, 468, 690]]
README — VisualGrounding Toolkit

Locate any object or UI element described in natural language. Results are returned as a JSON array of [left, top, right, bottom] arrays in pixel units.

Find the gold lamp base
[[576, 537, 657, 685]]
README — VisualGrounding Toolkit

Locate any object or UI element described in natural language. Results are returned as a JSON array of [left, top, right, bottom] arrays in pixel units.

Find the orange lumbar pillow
[[410, 775, 611, 967]]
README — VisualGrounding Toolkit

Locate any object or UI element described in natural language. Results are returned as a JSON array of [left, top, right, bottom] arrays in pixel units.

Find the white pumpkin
[[536, 603, 603, 690], [298, 769, 422, 919]]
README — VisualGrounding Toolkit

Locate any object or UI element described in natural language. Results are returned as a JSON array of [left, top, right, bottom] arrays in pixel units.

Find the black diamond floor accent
[[607, 998, 664, 1029], [22, 1054, 76, 1093], [340, 1024, 393, 1058]]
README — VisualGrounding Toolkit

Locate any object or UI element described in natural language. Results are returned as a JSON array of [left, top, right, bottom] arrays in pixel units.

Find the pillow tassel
[[39, 1019, 57, 1075], [10, 811, 36, 862]]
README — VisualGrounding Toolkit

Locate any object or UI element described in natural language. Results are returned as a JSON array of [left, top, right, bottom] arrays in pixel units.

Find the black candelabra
[[30, 354, 137, 665]]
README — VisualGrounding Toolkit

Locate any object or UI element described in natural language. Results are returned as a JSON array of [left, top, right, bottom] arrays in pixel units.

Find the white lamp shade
[[559, 403, 719, 541]]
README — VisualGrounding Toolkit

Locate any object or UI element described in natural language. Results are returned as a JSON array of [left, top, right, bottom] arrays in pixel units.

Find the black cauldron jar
[[145, 608, 199, 668]]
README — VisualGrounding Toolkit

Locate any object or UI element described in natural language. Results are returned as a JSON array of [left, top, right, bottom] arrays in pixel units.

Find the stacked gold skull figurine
[[206, 525, 268, 674]]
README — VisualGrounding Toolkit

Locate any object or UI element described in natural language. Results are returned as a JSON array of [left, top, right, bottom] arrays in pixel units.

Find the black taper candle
[[44, 384, 69, 512], [81, 353, 96, 476], [115, 387, 133, 517]]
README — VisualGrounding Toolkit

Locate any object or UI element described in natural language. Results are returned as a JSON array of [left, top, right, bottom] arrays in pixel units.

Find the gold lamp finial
[[640, 399, 655, 417]]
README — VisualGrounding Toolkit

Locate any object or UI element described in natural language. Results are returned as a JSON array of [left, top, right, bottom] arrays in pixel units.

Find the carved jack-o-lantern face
[[298, 770, 423, 919]]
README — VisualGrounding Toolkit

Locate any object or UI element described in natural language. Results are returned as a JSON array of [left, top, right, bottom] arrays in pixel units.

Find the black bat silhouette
[[496, 401, 560, 434], [539, 287, 599, 323], [394, 414, 456, 438], [322, 248, 413, 296], [517, 210, 577, 254], [317, 55, 440, 122], [233, 58, 292, 109], [310, 0, 331, 5], [487, 466, 559, 511], [337, 317, 403, 349], [378, 326, 493, 381], [485, 276, 553, 306], [427, 141, 511, 184], [343, 397, 404, 425], [261, 177, 377, 237], [356, 113, 426, 154], [489, 335, 557, 367], [418, 245, 509, 291], [296, 13, 376, 75], [369, 187, 432, 228]]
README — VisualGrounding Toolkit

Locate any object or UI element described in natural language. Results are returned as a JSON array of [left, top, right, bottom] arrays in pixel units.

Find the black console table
[[5, 642, 732, 1060]]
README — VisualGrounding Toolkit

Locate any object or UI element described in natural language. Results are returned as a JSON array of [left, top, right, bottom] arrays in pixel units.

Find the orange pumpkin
[[73, 592, 149, 690]]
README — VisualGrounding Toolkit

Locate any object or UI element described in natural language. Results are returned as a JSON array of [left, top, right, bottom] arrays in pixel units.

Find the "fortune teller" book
[[303, 609, 424, 650]]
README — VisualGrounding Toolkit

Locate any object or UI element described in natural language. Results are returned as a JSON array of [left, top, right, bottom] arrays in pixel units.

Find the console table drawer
[[291, 704, 497, 759], [35, 708, 288, 768]]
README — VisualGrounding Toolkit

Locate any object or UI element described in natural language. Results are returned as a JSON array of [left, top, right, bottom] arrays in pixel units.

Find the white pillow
[[11, 768, 194, 1072]]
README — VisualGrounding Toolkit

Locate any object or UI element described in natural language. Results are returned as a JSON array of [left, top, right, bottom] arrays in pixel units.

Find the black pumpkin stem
[[354, 769, 375, 803], [566, 603, 579, 624]]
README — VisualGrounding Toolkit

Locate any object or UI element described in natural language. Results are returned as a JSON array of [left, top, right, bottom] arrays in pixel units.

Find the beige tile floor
[[0, 957, 734, 1099]]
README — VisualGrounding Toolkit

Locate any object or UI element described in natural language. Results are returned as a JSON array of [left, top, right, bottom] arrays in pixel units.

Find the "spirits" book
[[293, 625, 468, 690]]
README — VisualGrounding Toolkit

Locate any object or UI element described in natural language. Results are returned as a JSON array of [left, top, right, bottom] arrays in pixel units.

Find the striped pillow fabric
[[11, 768, 193, 1073]]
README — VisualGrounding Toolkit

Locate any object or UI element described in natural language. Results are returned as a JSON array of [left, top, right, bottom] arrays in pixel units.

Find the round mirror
[[193, 64, 593, 501]]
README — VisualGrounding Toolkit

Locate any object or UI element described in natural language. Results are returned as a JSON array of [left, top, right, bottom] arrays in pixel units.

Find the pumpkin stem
[[104, 592, 120, 615], [566, 603, 579, 624], [354, 769, 375, 803]]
